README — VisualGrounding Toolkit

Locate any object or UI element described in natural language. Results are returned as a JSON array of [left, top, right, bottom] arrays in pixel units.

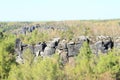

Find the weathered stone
[[44, 47, 56, 56], [59, 51, 68, 65]]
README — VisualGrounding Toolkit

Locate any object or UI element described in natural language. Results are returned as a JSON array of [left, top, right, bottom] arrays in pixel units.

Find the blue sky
[[0, 0, 120, 21]]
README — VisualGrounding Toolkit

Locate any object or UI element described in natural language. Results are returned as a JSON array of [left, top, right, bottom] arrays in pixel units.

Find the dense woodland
[[0, 20, 120, 80]]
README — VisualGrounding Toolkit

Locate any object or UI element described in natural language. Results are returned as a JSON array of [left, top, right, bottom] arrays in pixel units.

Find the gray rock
[[94, 38, 114, 55], [59, 51, 68, 65], [67, 42, 77, 57], [16, 55, 24, 64], [44, 47, 56, 56]]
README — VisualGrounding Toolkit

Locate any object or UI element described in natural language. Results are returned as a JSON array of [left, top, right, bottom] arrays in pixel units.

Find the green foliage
[[1, 34, 120, 80], [19, 30, 50, 44], [8, 52, 63, 80], [94, 50, 120, 79], [60, 29, 74, 41], [1, 21, 120, 80], [0, 34, 16, 79], [63, 42, 95, 80]]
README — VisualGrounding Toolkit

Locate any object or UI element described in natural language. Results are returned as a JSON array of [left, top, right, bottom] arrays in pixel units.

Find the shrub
[[0, 34, 16, 79]]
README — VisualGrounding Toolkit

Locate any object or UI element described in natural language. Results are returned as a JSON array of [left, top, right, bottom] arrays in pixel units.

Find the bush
[[8, 51, 63, 80], [0, 34, 16, 79]]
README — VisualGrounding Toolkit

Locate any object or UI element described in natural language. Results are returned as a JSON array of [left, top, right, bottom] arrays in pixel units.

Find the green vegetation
[[0, 34, 16, 79], [0, 20, 120, 80]]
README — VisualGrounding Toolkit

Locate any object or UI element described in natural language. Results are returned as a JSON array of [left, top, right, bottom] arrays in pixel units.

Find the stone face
[[103, 40, 114, 50], [33, 42, 47, 56], [27, 26, 35, 32], [21, 27, 27, 35], [16, 56, 24, 64], [59, 51, 68, 65], [41, 42, 47, 52], [15, 38, 28, 59], [67, 41, 83, 57], [95, 41, 105, 54], [57, 41, 67, 50], [15, 38, 22, 50], [15, 49, 23, 57], [114, 42, 120, 49], [43, 38, 60, 57], [28, 44, 35, 54], [14, 24, 69, 35], [57, 40, 68, 65], [15, 38, 27, 64], [44, 47, 56, 56], [47, 41, 56, 48], [14, 36, 115, 64], [28, 44, 41, 56], [31, 26, 36, 30], [94, 38, 114, 55], [34, 44, 43, 56], [67, 42, 76, 57], [74, 42, 82, 54], [15, 38, 22, 56]]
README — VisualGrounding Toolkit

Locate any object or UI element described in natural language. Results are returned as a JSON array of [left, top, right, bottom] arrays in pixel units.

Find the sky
[[0, 0, 120, 21]]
